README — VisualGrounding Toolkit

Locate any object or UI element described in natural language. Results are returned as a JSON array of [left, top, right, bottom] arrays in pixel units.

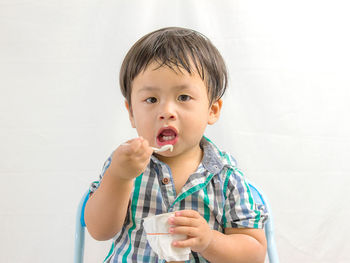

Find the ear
[[125, 100, 136, 128], [208, 99, 223, 125]]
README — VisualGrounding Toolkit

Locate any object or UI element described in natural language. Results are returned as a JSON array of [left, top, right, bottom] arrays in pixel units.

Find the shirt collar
[[200, 137, 225, 174], [150, 136, 236, 174]]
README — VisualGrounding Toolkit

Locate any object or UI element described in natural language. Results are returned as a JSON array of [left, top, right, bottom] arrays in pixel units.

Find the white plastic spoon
[[121, 143, 173, 153], [151, 144, 174, 153]]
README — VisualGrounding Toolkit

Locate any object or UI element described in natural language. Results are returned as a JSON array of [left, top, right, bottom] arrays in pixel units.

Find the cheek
[[133, 115, 148, 129], [183, 109, 209, 130], [133, 111, 154, 135]]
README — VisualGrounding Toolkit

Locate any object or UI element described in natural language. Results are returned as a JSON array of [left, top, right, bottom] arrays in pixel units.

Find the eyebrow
[[137, 85, 191, 93], [137, 86, 160, 93]]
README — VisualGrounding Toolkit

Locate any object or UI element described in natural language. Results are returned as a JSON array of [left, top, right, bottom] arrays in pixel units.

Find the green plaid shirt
[[90, 136, 268, 262]]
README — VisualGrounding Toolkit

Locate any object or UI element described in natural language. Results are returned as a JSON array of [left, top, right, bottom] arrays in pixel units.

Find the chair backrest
[[74, 190, 89, 263], [74, 183, 279, 263], [247, 181, 279, 263]]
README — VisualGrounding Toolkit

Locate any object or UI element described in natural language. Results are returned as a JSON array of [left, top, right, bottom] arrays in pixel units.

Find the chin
[[155, 150, 175, 158]]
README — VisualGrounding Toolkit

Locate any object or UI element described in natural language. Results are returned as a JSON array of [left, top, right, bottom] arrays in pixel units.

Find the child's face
[[125, 61, 222, 158]]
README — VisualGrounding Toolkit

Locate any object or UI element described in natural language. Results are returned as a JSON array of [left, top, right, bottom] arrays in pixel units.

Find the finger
[[140, 138, 153, 156], [169, 216, 198, 227], [123, 138, 143, 155], [132, 139, 153, 160], [172, 237, 197, 248], [170, 226, 199, 237], [118, 142, 134, 155], [174, 210, 200, 219]]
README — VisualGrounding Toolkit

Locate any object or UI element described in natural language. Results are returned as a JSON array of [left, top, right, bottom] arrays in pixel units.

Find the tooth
[[163, 136, 175, 141]]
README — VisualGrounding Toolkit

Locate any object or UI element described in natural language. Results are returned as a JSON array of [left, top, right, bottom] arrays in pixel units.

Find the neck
[[156, 144, 203, 175]]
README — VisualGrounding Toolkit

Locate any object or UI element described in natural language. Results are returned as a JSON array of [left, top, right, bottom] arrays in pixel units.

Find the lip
[[156, 126, 178, 146]]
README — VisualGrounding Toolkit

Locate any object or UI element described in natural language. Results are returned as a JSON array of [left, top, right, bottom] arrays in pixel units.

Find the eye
[[178, 94, 191, 102], [145, 97, 157, 104]]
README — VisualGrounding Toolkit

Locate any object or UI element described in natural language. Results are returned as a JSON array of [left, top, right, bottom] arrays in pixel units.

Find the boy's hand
[[168, 210, 213, 253], [109, 137, 153, 181]]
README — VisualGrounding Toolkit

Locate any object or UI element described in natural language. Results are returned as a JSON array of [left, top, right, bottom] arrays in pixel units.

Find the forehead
[[131, 62, 206, 92]]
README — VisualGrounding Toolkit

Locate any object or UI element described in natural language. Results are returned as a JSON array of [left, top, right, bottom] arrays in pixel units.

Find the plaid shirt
[[90, 137, 268, 262]]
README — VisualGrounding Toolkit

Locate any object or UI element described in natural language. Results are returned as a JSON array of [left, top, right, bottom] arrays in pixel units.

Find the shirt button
[[162, 177, 170, 184]]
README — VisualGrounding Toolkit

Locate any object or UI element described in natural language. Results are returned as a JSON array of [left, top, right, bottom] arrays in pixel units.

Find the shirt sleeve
[[223, 167, 268, 229], [89, 153, 113, 194]]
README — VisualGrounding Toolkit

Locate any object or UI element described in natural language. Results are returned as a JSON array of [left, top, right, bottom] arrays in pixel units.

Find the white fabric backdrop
[[1, 0, 349, 262]]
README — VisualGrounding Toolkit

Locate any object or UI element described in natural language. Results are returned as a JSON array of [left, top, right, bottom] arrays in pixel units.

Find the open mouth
[[156, 126, 178, 146]]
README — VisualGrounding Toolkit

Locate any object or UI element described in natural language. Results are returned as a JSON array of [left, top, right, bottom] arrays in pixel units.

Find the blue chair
[[247, 182, 279, 263], [74, 190, 90, 263], [74, 183, 279, 263]]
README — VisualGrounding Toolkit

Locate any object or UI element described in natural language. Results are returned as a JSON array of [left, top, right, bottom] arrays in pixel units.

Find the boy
[[85, 27, 268, 262]]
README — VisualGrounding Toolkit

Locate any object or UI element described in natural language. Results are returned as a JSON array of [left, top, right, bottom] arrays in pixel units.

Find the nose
[[158, 101, 176, 121], [159, 113, 175, 120]]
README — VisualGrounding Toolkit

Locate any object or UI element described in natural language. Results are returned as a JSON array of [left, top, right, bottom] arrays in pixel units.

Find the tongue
[[161, 130, 176, 136], [158, 129, 177, 143]]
